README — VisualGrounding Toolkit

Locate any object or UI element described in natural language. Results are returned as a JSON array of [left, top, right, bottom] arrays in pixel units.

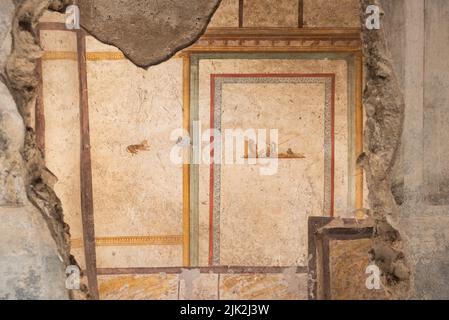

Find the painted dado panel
[[194, 55, 352, 267], [97, 272, 307, 300]]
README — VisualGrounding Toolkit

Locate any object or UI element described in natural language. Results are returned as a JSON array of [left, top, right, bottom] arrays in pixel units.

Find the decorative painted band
[[71, 235, 184, 249]]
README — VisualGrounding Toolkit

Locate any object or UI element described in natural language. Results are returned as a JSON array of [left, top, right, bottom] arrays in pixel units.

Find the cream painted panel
[[86, 35, 122, 52], [303, 0, 360, 27], [40, 10, 66, 23], [219, 82, 325, 266], [87, 50, 183, 268], [40, 30, 77, 52], [209, 0, 239, 28], [243, 0, 298, 27], [43, 60, 83, 241], [198, 59, 348, 266]]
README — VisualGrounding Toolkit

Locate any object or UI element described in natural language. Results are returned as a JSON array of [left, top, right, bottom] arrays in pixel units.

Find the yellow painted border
[[182, 54, 191, 267], [71, 235, 183, 249], [42, 51, 77, 60], [42, 51, 183, 61]]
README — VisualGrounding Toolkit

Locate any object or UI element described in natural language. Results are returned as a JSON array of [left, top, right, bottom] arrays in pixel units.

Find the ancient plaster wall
[[34, 0, 362, 300], [9, 0, 449, 301], [378, 0, 449, 299], [87, 39, 184, 269], [0, 0, 368, 301]]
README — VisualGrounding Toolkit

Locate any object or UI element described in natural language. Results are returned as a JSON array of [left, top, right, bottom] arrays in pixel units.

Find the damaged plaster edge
[[51, 0, 223, 69], [3, 0, 86, 299], [359, 0, 411, 299], [80, 1, 223, 69]]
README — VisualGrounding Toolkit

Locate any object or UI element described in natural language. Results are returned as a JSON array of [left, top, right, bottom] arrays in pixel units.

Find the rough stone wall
[[0, 0, 221, 299], [359, 0, 410, 298], [0, 0, 68, 300], [362, 0, 449, 299], [378, 0, 449, 299]]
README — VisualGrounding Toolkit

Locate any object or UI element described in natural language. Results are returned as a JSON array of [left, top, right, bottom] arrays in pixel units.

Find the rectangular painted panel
[[218, 79, 327, 267], [196, 57, 350, 267], [87, 37, 184, 267]]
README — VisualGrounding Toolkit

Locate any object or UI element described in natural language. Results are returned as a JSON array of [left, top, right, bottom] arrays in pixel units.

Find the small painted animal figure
[[127, 140, 150, 155]]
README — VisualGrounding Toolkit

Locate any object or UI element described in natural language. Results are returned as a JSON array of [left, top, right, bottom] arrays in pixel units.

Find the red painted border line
[[208, 73, 336, 264], [77, 29, 99, 300], [35, 25, 45, 156], [96, 266, 308, 275], [209, 75, 216, 266]]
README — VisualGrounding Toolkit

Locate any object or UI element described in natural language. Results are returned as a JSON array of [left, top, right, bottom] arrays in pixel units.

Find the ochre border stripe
[[41, 51, 184, 61], [86, 52, 125, 60], [42, 51, 125, 61], [182, 55, 191, 267], [42, 51, 78, 60]]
